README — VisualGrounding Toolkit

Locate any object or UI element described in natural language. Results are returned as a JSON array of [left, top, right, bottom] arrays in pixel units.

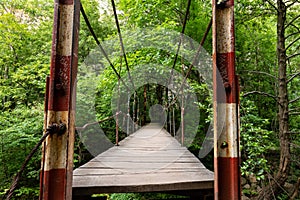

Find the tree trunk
[[256, 0, 291, 199]]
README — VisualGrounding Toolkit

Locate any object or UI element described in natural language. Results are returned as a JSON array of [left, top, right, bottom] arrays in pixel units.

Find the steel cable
[[110, 0, 135, 90], [80, 2, 130, 91], [168, 18, 212, 108], [3, 131, 50, 200]]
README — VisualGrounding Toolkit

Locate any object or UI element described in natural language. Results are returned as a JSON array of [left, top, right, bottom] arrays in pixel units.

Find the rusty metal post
[[39, 0, 80, 199], [212, 0, 241, 199]]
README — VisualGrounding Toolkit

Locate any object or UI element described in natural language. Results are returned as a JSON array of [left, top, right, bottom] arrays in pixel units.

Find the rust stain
[[216, 52, 237, 103], [57, 4, 73, 56], [49, 55, 71, 111], [216, 7, 234, 53]]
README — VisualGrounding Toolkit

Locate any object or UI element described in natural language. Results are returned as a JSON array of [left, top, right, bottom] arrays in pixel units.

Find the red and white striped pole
[[212, 0, 241, 199], [39, 0, 80, 199]]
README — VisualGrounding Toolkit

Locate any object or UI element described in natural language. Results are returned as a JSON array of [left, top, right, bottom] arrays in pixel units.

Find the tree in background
[[236, 0, 300, 199], [0, 0, 53, 198], [257, 0, 300, 199]]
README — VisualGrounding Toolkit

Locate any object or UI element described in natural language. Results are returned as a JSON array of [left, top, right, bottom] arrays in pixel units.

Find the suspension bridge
[[4, 0, 241, 199]]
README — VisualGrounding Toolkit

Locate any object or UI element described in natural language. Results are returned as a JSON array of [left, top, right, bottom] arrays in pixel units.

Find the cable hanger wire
[[80, 2, 130, 91], [111, 0, 141, 133], [166, 0, 192, 110], [168, 17, 212, 108], [110, 0, 135, 90], [171, 0, 192, 71]]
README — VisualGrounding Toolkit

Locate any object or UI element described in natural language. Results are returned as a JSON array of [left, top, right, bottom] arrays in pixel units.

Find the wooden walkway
[[72, 123, 214, 197]]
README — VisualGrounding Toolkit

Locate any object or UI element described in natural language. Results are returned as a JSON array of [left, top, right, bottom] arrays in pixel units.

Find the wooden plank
[[73, 171, 213, 187], [72, 124, 214, 195], [73, 168, 209, 176], [73, 181, 214, 196], [78, 162, 206, 170], [86, 158, 202, 163]]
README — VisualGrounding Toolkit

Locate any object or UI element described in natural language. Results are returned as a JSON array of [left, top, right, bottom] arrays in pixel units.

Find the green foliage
[[240, 97, 275, 181], [118, 0, 180, 28], [242, 188, 258, 197], [14, 187, 40, 200], [0, 105, 43, 199], [0, 1, 53, 199], [109, 193, 188, 200], [79, 0, 115, 63], [0, 3, 52, 111]]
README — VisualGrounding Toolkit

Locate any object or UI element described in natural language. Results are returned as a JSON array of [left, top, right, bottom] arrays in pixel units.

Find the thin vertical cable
[[111, 0, 135, 90], [171, 0, 192, 71], [80, 2, 131, 91]]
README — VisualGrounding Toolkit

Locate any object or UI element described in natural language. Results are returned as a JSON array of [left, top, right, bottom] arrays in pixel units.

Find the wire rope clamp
[[46, 123, 67, 135]]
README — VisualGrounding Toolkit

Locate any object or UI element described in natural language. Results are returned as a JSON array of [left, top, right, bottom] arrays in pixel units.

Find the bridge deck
[[72, 124, 214, 196]]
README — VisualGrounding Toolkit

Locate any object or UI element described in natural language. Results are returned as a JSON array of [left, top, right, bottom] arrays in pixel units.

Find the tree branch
[[285, 31, 300, 39], [288, 107, 300, 113], [286, 0, 300, 8], [290, 177, 300, 200], [290, 23, 300, 33], [173, 8, 185, 17], [239, 70, 277, 79], [264, 0, 279, 12], [0, 3, 9, 13], [243, 91, 278, 102], [289, 112, 300, 115], [286, 37, 300, 50], [285, 14, 300, 29], [289, 96, 300, 104], [287, 52, 300, 60], [288, 132, 300, 135], [287, 72, 300, 83]]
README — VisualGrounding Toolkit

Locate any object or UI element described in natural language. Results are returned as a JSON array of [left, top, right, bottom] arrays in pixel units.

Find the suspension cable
[[181, 17, 213, 88], [75, 111, 122, 131], [111, 0, 140, 134], [3, 132, 50, 200], [171, 0, 192, 71], [110, 0, 135, 90], [168, 17, 212, 108], [167, 0, 192, 113], [80, 2, 130, 91], [3, 124, 66, 200]]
